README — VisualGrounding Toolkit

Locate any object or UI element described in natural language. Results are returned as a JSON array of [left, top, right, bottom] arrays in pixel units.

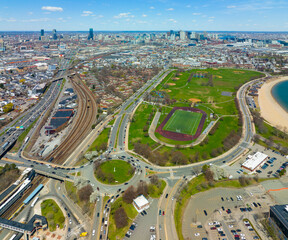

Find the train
[[30, 197, 39, 208], [2, 141, 10, 150], [0, 170, 35, 216]]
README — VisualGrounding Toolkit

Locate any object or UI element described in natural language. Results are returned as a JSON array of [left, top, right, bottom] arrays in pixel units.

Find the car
[[124, 182, 128, 185], [230, 197, 234, 201], [222, 206, 225, 210], [140, 212, 144, 216], [102, 218, 104, 223], [203, 210, 207, 216], [197, 225, 202, 228], [210, 227, 216, 230], [97, 213, 99, 217], [159, 210, 161, 215], [253, 236, 259, 239], [208, 222, 213, 226], [143, 210, 147, 215], [67, 213, 70, 217], [221, 197, 224, 201], [257, 202, 261, 207], [162, 211, 165, 215], [165, 194, 168, 198], [195, 233, 200, 236], [92, 229, 95, 236]]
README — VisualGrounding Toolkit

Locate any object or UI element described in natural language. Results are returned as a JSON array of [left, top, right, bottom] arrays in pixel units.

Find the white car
[[194, 233, 200, 236], [229, 225, 234, 228], [208, 222, 213, 226], [92, 229, 95, 236]]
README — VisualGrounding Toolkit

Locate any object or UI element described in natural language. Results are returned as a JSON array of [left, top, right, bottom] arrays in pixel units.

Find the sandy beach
[[258, 76, 288, 132]]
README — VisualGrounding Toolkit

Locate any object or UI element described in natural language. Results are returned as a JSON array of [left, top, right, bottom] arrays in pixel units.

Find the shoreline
[[258, 76, 288, 132]]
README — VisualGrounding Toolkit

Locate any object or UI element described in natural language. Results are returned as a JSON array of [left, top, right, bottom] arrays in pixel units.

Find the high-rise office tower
[[179, 30, 186, 40], [39, 29, 45, 41], [52, 29, 57, 40], [88, 28, 94, 40]]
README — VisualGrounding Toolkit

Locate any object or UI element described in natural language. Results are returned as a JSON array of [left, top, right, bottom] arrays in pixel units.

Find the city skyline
[[1, 0, 288, 31]]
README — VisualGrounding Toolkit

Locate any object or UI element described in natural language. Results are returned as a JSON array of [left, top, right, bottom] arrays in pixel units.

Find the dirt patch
[[173, 77, 180, 80], [166, 90, 172, 92], [189, 98, 201, 103], [233, 71, 245, 74], [212, 68, 218, 70], [211, 103, 222, 109], [168, 83, 176, 86], [207, 97, 214, 103], [197, 71, 208, 73], [215, 75, 223, 78]]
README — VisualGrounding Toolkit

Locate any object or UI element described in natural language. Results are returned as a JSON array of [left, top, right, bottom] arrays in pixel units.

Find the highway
[[0, 59, 267, 240]]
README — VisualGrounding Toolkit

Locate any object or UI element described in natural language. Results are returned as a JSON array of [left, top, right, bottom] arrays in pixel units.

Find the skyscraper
[[39, 29, 45, 41], [52, 29, 57, 40], [88, 28, 94, 40]]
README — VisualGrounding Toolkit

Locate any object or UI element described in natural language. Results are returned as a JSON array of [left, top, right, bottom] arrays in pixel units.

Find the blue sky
[[0, 0, 288, 31]]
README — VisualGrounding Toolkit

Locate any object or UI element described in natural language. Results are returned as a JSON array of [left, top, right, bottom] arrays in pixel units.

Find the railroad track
[[44, 74, 97, 164], [2, 75, 97, 219]]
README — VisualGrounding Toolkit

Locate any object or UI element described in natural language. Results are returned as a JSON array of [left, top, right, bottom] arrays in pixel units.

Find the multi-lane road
[[0, 58, 267, 240]]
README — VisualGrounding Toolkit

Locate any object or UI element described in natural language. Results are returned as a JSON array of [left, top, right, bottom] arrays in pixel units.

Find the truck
[[24, 136, 30, 144]]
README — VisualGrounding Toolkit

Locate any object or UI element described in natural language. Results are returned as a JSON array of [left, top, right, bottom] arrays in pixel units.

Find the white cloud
[[22, 18, 50, 22], [209, 16, 215, 19], [114, 12, 131, 19], [81, 11, 93, 16], [208, 19, 214, 22], [28, 12, 33, 15], [41, 6, 63, 12], [169, 18, 177, 23], [227, 5, 236, 9], [150, 6, 155, 9], [142, 14, 147, 17], [186, 5, 191, 8], [6, 18, 16, 22], [166, 8, 174, 11], [192, 13, 201, 15], [157, 13, 162, 16]]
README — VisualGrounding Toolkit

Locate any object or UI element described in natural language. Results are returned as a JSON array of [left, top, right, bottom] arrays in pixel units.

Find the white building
[[241, 152, 268, 172], [133, 195, 149, 213]]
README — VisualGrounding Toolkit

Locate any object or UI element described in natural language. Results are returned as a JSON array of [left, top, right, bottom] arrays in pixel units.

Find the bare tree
[[114, 207, 128, 229], [78, 185, 93, 202]]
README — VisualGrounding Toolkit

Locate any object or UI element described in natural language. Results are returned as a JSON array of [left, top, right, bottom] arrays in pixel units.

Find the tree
[[150, 175, 159, 186], [123, 186, 136, 204], [114, 207, 128, 229], [78, 184, 93, 202], [136, 181, 148, 197]]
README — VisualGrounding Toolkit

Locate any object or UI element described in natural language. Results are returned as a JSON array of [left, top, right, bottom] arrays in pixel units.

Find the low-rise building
[[241, 151, 268, 172], [133, 195, 149, 213]]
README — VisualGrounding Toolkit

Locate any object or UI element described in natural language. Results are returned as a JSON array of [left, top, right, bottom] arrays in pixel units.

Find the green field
[[163, 110, 202, 135], [95, 160, 134, 184], [41, 199, 65, 231]]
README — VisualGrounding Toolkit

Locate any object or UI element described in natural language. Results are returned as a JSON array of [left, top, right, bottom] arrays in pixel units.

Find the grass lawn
[[64, 181, 95, 216], [148, 179, 166, 198], [160, 116, 239, 161], [87, 127, 110, 152], [108, 197, 138, 240], [128, 103, 160, 150], [95, 160, 134, 184], [41, 199, 65, 231], [163, 110, 202, 135]]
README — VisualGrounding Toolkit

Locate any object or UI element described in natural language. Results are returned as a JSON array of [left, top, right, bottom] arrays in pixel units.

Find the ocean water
[[271, 80, 288, 112]]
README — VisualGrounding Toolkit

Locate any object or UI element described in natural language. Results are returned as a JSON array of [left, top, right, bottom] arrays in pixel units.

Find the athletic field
[[163, 110, 202, 135]]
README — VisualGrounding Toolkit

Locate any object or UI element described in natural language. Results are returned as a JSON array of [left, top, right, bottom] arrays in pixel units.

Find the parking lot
[[223, 143, 288, 179], [124, 199, 158, 240], [182, 183, 278, 240]]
